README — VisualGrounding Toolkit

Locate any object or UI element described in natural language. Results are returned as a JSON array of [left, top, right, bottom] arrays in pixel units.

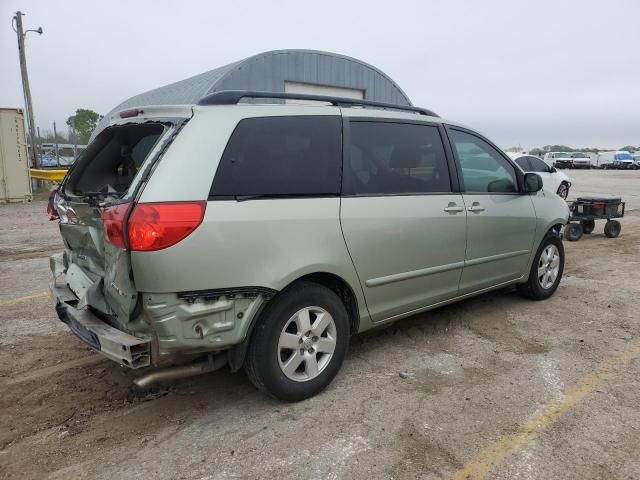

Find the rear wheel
[[580, 219, 595, 234], [604, 220, 621, 238], [518, 234, 564, 300], [244, 282, 349, 401], [565, 223, 583, 241], [556, 182, 569, 199]]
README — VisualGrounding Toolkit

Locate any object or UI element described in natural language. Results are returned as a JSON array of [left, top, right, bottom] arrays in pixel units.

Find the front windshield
[[615, 153, 633, 161], [557, 152, 571, 158], [571, 152, 588, 158]]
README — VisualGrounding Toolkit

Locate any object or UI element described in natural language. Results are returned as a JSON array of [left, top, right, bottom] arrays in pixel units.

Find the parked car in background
[[543, 151, 574, 169], [633, 152, 640, 168], [508, 153, 572, 199], [570, 152, 592, 169], [594, 151, 635, 169], [50, 92, 569, 401], [39, 143, 87, 168]]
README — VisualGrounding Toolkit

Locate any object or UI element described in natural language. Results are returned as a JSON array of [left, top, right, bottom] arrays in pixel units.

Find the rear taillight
[[127, 201, 206, 251], [46, 190, 59, 221], [102, 202, 131, 249]]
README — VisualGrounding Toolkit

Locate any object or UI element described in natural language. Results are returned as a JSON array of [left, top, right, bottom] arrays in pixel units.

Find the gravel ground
[[1, 170, 639, 479]]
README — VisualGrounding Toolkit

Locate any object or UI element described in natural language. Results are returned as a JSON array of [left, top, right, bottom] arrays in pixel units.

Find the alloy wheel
[[277, 306, 337, 382], [538, 244, 560, 289]]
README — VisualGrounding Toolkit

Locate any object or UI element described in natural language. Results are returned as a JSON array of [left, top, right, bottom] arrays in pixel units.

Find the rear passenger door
[[446, 128, 537, 295], [340, 120, 467, 323]]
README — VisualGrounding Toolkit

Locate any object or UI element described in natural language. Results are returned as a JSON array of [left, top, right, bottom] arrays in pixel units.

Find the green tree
[[66, 109, 102, 144], [619, 145, 637, 152], [528, 148, 545, 156], [543, 145, 575, 152]]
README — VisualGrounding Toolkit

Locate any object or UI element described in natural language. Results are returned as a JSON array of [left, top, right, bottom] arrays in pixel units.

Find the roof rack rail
[[197, 90, 439, 118]]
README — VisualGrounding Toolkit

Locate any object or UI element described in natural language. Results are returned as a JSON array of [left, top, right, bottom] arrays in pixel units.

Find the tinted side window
[[528, 157, 550, 172], [449, 130, 517, 193], [345, 122, 451, 195], [515, 157, 531, 171], [211, 116, 341, 196]]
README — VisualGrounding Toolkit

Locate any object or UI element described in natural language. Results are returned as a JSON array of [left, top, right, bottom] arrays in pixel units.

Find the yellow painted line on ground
[[0, 292, 50, 306], [447, 340, 640, 480]]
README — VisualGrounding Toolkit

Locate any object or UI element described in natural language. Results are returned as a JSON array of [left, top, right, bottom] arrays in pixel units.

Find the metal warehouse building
[[93, 49, 412, 139]]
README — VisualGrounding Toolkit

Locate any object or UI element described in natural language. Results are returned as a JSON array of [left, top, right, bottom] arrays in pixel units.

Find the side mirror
[[524, 173, 543, 193], [549, 166, 557, 173]]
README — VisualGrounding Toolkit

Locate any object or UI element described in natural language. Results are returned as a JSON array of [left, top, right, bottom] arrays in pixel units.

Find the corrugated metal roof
[[92, 49, 412, 139]]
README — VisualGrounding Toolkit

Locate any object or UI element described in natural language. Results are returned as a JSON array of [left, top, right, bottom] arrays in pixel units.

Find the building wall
[[210, 50, 411, 106]]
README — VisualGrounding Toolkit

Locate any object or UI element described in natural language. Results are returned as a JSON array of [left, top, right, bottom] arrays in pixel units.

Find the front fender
[[525, 192, 569, 279]]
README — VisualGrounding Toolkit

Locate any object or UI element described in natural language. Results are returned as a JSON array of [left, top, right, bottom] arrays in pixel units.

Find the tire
[[517, 233, 565, 300], [580, 219, 595, 234], [564, 223, 583, 241], [604, 220, 621, 238], [244, 282, 350, 401], [556, 182, 569, 199]]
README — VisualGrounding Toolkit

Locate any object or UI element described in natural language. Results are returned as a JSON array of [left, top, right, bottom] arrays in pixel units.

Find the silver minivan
[[51, 92, 569, 400]]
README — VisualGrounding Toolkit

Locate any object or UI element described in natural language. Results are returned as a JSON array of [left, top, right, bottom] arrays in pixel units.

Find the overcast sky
[[1, 0, 638, 149]]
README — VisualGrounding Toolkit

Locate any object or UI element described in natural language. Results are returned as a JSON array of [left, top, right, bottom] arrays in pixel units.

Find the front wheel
[[244, 282, 350, 401], [517, 234, 565, 300], [556, 182, 570, 199]]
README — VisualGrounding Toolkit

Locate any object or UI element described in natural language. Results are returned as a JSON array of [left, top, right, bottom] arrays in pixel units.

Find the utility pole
[[13, 11, 43, 168], [53, 121, 59, 166]]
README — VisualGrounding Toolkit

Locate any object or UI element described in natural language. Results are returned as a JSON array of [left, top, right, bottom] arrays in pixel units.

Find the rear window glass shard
[[210, 116, 342, 198]]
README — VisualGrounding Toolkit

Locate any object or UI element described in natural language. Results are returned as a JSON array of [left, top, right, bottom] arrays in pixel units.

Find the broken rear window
[[64, 123, 165, 198]]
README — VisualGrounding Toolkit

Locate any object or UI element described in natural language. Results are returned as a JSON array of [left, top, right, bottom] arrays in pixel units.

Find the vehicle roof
[[114, 101, 455, 125], [110, 100, 501, 143]]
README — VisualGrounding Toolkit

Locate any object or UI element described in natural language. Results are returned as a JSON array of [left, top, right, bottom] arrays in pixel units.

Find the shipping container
[[0, 108, 32, 202]]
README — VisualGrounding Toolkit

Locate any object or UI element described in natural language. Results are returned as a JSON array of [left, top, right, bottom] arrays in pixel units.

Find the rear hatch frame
[[53, 108, 192, 336]]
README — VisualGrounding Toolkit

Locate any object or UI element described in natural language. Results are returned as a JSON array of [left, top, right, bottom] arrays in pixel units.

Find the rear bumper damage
[[50, 250, 275, 369], [52, 284, 152, 368]]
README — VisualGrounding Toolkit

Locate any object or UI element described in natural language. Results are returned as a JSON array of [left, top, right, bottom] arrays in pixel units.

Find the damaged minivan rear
[[51, 107, 193, 369]]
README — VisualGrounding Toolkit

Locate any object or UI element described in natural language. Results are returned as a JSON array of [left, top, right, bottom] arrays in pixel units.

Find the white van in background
[[543, 152, 573, 168], [569, 152, 592, 169], [594, 151, 635, 169]]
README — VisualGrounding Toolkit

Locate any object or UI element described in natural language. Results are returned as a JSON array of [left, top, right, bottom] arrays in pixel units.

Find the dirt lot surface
[[1, 171, 639, 479]]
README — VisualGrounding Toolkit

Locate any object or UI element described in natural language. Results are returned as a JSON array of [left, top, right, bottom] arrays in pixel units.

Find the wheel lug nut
[[312, 336, 318, 342]]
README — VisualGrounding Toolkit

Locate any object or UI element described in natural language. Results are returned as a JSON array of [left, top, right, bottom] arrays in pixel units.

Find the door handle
[[444, 204, 465, 213], [468, 202, 485, 213]]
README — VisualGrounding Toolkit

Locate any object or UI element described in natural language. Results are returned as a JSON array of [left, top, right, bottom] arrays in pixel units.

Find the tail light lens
[[127, 201, 206, 251], [46, 190, 59, 220], [102, 202, 131, 249]]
